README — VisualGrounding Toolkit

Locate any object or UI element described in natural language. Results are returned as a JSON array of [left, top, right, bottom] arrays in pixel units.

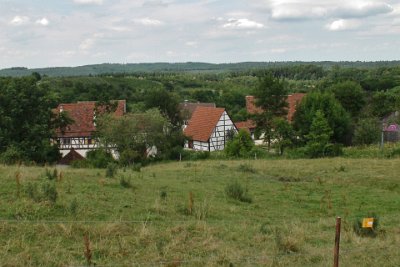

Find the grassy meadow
[[0, 158, 399, 266]]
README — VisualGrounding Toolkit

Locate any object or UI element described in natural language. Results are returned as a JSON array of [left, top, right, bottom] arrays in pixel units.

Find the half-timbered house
[[53, 100, 126, 159], [183, 106, 237, 151]]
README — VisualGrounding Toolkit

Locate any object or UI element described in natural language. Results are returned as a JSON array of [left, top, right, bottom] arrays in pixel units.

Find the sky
[[0, 0, 399, 68]]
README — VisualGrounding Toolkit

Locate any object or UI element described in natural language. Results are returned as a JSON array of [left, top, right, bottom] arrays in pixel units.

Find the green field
[[0, 158, 399, 266]]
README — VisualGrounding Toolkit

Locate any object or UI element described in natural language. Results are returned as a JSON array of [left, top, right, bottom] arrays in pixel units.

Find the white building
[[183, 106, 237, 151], [53, 100, 126, 164]]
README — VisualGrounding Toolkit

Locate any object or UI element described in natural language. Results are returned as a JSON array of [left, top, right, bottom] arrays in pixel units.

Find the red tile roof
[[179, 102, 216, 121], [184, 106, 225, 142], [235, 120, 256, 133], [246, 93, 305, 122], [54, 100, 126, 137]]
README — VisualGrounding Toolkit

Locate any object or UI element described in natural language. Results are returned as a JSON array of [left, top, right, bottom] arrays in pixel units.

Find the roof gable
[[184, 106, 225, 142]]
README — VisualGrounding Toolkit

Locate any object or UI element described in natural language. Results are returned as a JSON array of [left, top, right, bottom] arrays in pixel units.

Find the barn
[[184, 106, 237, 151]]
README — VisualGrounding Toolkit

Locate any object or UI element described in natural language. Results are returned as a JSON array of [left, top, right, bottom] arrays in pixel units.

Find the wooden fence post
[[333, 217, 341, 267]]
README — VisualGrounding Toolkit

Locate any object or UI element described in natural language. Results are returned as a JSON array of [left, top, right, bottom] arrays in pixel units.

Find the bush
[[105, 162, 118, 178], [120, 175, 132, 188], [45, 168, 58, 180], [181, 150, 211, 161], [70, 159, 91, 168], [225, 181, 252, 203], [25, 182, 58, 203], [42, 183, 58, 203], [0, 145, 25, 165], [353, 117, 381, 145], [86, 149, 115, 168], [70, 198, 79, 216], [225, 129, 254, 158]]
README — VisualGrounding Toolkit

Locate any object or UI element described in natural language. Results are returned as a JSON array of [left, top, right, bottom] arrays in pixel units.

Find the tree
[[0, 76, 60, 163], [96, 109, 175, 165], [305, 110, 333, 158], [353, 117, 381, 145], [253, 74, 288, 148], [144, 88, 182, 126], [293, 90, 351, 145], [370, 88, 400, 118], [225, 129, 254, 157], [273, 117, 295, 155], [329, 81, 365, 118]]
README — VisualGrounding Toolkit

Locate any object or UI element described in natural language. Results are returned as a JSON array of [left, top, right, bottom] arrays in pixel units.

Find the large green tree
[[96, 109, 183, 165], [253, 74, 288, 148], [0, 76, 60, 163], [329, 81, 365, 118], [293, 91, 351, 145]]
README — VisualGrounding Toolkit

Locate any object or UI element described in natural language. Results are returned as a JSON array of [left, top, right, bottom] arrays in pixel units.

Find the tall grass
[[0, 158, 399, 266]]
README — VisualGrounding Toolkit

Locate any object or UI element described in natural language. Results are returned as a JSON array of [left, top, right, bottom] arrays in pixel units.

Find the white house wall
[[193, 141, 209, 151], [209, 111, 237, 151]]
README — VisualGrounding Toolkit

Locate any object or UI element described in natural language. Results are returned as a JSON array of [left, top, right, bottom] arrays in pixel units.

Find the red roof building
[[54, 100, 126, 160], [183, 106, 237, 151], [179, 101, 216, 125], [245, 93, 305, 122]]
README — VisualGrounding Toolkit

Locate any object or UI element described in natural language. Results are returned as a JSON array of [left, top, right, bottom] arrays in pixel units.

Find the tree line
[[1, 64, 400, 164]]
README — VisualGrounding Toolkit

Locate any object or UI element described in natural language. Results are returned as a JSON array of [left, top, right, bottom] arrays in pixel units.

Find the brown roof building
[[183, 106, 237, 151], [245, 93, 305, 122], [53, 100, 126, 161], [179, 101, 216, 125]]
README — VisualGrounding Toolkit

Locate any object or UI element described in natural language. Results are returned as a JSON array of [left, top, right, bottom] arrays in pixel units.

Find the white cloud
[[36, 18, 49, 26], [142, 0, 170, 8], [270, 48, 286, 53], [327, 19, 361, 31], [185, 41, 198, 47], [267, 0, 393, 21], [10, 16, 30, 26], [79, 38, 95, 51], [222, 18, 264, 29], [73, 0, 103, 5], [335, 2, 393, 18], [133, 18, 164, 26], [271, 5, 327, 20]]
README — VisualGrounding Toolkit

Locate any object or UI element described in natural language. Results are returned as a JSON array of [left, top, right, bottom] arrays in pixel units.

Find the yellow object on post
[[362, 218, 374, 228]]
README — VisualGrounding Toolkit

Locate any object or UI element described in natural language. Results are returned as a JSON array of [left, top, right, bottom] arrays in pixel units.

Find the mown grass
[[0, 158, 399, 266]]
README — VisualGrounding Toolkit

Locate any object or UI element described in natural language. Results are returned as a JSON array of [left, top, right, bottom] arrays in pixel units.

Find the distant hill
[[1, 61, 400, 77]]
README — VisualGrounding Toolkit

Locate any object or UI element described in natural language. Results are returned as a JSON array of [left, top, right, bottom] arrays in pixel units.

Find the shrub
[[70, 198, 79, 216], [225, 181, 252, 203], [132, 163, 142, 172], [42, 182, 58, 203], [225, 129, 254, 158], [237, 163, 257, 173], [160, 189, 167, 200], [353, 117, 381, 145], [179, 150, 211, 161], [0, 145, 25, 165], [70, 159, 91, 168], [275, 229, 300, 253], [25, 182, 40, 202], [105, 162, 118, 178], [119, 175, 132, 188], [86, 149, 115, 168], [45, 168, 58, 180]]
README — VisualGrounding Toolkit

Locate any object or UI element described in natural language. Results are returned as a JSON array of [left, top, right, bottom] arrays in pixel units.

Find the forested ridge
[[2, 61, 400, 77]]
